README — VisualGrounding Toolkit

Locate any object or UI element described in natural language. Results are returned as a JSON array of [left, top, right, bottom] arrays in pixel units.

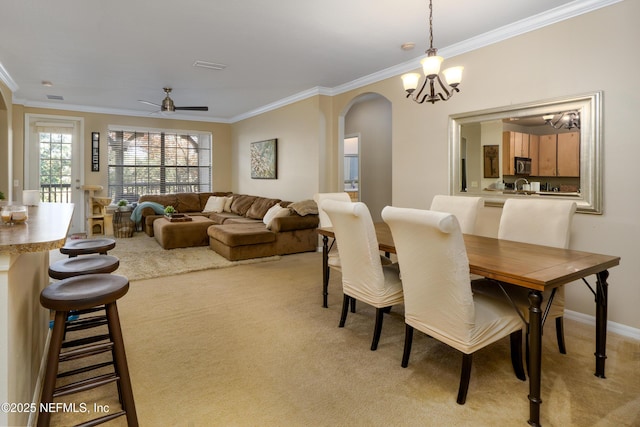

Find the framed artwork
[[250, 139, 277, 179], [91, 132, 100, 172], [483, 145, 499, 178]]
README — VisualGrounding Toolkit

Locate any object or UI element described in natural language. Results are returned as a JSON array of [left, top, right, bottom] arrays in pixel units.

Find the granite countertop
[[0, 203, 74, 255]]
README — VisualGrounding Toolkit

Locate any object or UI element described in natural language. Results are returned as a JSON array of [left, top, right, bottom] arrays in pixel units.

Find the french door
[[24, 114, 84, 235]]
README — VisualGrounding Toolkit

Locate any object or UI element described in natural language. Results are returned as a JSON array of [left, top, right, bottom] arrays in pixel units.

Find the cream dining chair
[[472, 198, 577, 355], [430, 195, 483, 234], [321, 199, 403, 351], [313, 192, 352, 281], [381, 206, 525, 404]]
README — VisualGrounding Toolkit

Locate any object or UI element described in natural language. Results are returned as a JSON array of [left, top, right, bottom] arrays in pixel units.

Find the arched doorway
[[339, 93, 392, 222]]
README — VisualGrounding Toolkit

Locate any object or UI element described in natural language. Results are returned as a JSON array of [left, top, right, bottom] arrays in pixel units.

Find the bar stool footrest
[[74, 410, 126, 427], [59, 342, 114, 363], [57, 360, 115, 379], [53, 373, 119, 398]]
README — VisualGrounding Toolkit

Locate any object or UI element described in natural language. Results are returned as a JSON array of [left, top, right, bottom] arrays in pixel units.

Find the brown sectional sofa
[[135, 192, 319, 260]]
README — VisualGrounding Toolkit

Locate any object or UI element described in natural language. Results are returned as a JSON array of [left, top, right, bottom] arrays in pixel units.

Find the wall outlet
[[470, 181, 478, 188], [13, 179, 19, 187]]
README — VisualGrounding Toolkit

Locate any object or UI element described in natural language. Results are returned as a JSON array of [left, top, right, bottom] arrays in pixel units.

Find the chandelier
[[401, 0, 463, 104], [543, 111, 580, 130]]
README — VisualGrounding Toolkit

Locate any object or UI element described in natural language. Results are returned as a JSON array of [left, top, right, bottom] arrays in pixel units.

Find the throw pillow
[[288, 199, 318, 216], [203, 196, 226, 213], [223, 196, 233, 212], [263, 204, 290, 229]]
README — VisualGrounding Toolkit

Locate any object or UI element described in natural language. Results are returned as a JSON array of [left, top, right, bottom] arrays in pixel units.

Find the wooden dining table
[[318, 223, 620, 426]]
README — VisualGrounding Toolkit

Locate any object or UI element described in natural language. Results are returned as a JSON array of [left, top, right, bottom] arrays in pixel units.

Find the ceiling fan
[[138, 87, 208, 113]]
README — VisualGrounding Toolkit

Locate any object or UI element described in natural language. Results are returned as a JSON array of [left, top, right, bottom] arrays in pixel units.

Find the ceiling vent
[[46, 94, 64, 100], [193, 60, 227, 70]]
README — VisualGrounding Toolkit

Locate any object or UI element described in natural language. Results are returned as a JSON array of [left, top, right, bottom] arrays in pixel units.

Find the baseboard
[[564, 309, 640, 340]]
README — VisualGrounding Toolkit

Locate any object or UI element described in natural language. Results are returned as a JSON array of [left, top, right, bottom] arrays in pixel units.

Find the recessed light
[[401, 42, 415, 51], [193, 60, 227, 70], [42, 80, 53, 87]]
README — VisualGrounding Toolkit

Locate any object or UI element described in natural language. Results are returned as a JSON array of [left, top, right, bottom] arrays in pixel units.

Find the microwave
[[515, 157, 532, 175]]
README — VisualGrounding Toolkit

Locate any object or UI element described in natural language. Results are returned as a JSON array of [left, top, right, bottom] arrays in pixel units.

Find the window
[[39, 128, 73, 202], [108, 128, 211, 202]]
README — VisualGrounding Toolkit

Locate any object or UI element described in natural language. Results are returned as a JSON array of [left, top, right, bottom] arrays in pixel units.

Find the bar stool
[[38, 273, 138, 427], [49, 255, 120, 280], [60, 237, 116, 257], [48, 255, 120, 347]]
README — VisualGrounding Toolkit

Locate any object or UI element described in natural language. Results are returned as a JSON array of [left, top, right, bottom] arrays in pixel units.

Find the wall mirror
[[449, 91, 602, 213]]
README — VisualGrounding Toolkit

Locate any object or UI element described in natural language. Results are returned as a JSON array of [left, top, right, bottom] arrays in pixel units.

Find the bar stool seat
[[38, 274, 138, 427], [49, 255, 119, 280], [60, 237, 116, 257]]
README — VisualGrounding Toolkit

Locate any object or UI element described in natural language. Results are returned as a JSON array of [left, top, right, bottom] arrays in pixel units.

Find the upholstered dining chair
[[313, 192, 353, 280], [430, 195, 483, 234], [321, 199, 403, 351], [473, 198, 577, 355], [381, 206, 526, 404]]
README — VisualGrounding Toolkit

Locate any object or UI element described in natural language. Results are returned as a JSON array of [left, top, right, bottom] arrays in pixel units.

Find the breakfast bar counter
[[0, 202, 74, 426]]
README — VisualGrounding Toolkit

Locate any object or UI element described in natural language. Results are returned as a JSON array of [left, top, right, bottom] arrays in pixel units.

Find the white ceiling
[[0, 0, 615, 123]]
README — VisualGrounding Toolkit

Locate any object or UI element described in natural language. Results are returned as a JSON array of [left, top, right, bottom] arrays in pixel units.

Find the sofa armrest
[[271, 214, 319, 232]]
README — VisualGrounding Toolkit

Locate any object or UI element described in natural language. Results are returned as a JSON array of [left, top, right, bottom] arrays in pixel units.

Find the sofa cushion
[[139, 194, 178, 208], [224, 196, 233, 212], [230, 195, 257, 216], [208, 223, 276, 246], [246, 197, 280, 220], [176, 193, 201, 213], [287, 199, 318, 216]]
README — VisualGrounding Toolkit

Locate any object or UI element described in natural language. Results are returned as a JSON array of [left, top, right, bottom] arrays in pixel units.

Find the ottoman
[[154, 216, 215, 249]]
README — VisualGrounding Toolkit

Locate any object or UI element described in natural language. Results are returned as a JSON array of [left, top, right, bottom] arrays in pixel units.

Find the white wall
[[344, 95, 392, 222]]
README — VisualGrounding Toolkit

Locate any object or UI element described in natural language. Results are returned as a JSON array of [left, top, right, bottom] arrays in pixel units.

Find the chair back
[[314, 192, 352, 228], [381, 206, 475, 341], [321, 200, 387, 299], [430, 195, 483, 234], [498, 199, 577, 248]]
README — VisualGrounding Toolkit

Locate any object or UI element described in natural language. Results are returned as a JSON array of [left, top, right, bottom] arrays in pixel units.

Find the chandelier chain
[[428, 0, 434, 50]]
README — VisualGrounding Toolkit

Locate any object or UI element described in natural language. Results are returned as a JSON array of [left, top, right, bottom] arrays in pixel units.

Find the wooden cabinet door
[[557, 132, 580, 177], [529, 134, 539, 176], [502, 132, 514, 175], [513, 132, 529, 157], [538, 135, 557, 176]]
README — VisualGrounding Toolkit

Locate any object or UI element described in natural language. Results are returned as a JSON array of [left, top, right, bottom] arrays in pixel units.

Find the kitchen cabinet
[[502, 131, 530, 175], [534, 132, 580, 177], [538, 134, 557, 176], [529, 134, 539, 176], [557, 132, 580, 177]]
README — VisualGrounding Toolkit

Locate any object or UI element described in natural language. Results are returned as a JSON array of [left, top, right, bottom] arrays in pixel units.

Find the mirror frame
[[449, 91, 603, 214]]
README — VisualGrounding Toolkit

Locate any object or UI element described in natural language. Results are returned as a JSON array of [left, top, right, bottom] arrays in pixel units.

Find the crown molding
[[230, 86, 333, 123], [12, 98, 232, 124], [0, 62, 19, 92]]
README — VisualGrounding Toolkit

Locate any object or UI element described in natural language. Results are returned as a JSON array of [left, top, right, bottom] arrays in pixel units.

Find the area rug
[[61, 233, 281, 281]]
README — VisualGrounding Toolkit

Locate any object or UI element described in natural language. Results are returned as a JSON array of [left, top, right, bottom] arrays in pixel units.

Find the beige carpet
[[48, 252, 640, 427], [51, 233, 281, 281]]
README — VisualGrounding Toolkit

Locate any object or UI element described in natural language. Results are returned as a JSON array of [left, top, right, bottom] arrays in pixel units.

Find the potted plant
[[117, 199, 131, 212], [164, 205, 176, 218]]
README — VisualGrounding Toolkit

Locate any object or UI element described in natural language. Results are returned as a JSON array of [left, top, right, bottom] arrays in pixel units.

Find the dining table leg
[[528, 290, 543, 427], [322, 234, 329, 308], [594, 270, 609, 378]]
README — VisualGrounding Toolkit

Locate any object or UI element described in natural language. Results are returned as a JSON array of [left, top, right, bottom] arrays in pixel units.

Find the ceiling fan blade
[[139, 100, 161, 108], [175, 106, 209, 111]]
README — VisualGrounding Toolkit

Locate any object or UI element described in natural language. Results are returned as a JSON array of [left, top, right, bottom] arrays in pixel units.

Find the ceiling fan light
[[443, 66, 463, 86], [401, 73, 421, 92], [421, 55, 443, 77], [542, 114, 555, 121]]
